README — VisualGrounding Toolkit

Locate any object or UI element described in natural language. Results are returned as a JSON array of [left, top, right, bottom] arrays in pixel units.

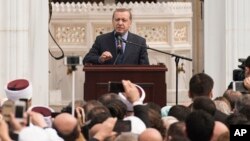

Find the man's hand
[[93, 117, 117, 141], [75, 107, 85, 127], [0, 115, 12, 141], [99, 51, 113, 63], [28, 111, 48, 128], [122, 80, 140, 103], [9, 113, 27, 132]]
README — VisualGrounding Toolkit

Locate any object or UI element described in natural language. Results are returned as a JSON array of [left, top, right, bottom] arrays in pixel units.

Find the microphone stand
[[113, 48, 122, 65], [121, 39, 192, 105], [68, 65, 77, 116], [64, 56, 83, 116]]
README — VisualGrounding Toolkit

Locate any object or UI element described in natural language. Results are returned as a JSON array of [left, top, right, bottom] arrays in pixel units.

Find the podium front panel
[[83, 65, 167, 107]]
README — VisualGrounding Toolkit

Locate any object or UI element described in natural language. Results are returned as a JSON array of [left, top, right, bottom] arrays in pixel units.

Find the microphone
[[115, 32, 123, 54], [113, 32, 123, 65]]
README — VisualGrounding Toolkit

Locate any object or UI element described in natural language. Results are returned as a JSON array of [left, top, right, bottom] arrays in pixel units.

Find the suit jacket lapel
[[107, 32, 118, 59]]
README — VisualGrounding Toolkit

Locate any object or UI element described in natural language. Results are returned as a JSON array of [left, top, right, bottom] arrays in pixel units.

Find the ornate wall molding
[[51, 2, 192, 16]]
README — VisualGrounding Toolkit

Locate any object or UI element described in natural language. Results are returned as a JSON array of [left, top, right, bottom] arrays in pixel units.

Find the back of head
[[83, 100, 103, 118], [170, 136, 190, 141], [86, 105, 111, 121], [63, 100, 86, 110], [53, 113, 79, 141], [82, 106, 111, 140], [71, 99, 86, 107], [235, 94, 250, 112], [189, 73, 214, 98], [147, 107, 166, 138], [146, 102, 162, 115], [185, 110, 215, 141], [98, 93, 120, 105], [167, 121, 186, 140], [115, 132, 138, 141], [88, 111, 112, 130], [106, 99, 127, 120], [138, 128, 163, 141], [168, 105, 191, 121], [192, 96, 216, 116], [223, 89, 242, 110], [83, 106, 111, 138]]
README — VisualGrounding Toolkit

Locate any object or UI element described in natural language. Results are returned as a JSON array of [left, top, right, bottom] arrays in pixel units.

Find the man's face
[[112, 11, 131, 34]]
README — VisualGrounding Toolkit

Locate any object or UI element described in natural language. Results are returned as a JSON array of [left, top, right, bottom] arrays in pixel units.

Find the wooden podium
[[83, 65, 168, 107]]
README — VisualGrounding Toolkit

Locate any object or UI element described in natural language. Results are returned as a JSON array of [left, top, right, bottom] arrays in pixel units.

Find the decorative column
[[225, 0, 250, 78], [0, 0, 30, 98]]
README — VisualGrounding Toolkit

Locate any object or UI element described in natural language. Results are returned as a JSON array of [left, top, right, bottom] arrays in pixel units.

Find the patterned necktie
[[116, 39, 124, 64]]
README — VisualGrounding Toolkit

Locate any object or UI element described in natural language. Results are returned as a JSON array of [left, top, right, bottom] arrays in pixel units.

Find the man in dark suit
[[83, 8, 149, 65]]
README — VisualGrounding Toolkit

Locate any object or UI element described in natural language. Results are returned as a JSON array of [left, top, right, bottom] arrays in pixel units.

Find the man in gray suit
[[83, 8, 149, 65]]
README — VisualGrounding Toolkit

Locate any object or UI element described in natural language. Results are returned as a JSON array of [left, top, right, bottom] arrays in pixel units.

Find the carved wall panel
[[174, 22, 190, 44], [136, 23, 170, 44], [53, 24, 86, 45], [93, 23, 113, 36]]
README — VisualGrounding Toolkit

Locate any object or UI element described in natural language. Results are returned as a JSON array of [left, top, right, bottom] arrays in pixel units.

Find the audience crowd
[[0, 56, 250, 141]]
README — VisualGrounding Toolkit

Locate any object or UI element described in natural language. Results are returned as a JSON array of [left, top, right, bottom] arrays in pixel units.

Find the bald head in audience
[[138, 128, 163, 141], [53, 113, 80, 140], [115, 132, 138, 141]]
